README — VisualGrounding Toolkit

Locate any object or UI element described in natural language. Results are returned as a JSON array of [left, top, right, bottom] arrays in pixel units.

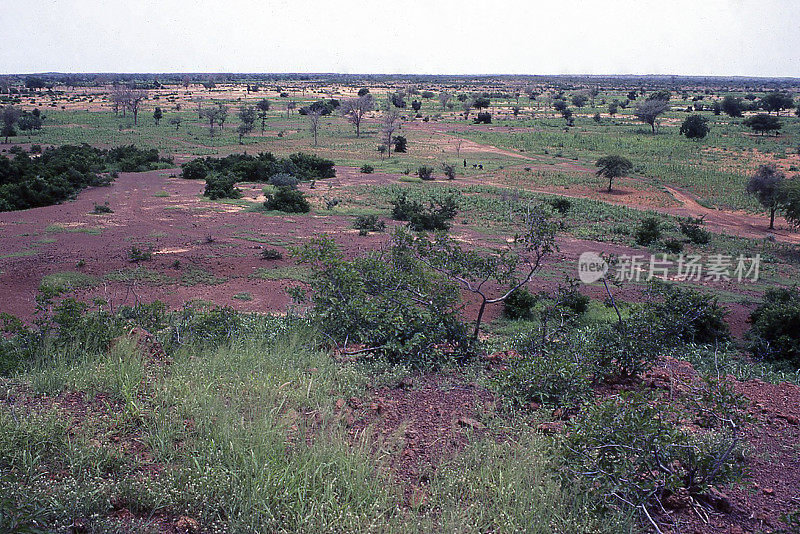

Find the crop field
[[2, 73, 800, 534]]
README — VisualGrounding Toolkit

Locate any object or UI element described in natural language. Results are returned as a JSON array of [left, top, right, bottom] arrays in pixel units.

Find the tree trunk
[[472, 297, 488, 341], [770, 206, 776, 230], [608, 176, 613, 192]]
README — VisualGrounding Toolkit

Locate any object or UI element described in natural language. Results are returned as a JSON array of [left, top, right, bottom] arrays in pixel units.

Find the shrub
[[263, 186, 310, 213], [390, 192, 458, 231], [493, 347, 591, 408], [473, 112, 492, 124], [502, 286, 538, 319], [353, 214, 385, 233], [442, 163, 456, 180], [564, 389, 743, 512], [180, 159, 209, 180], [645, 283, 730, 344], [679, 217, 711, 244], [556, 282, 589, 315], [635, 216, 662, 246], [91, 202, 113, 214], [293, 236, 470, 365], [360, 164, 374, 174], [268, 172, 299, 189], [261, 248, 283, 260], [417, 166, 434, 180], [547, 197, 572, 214], [288, 152, 336, 180], [128, 246, 152, 262], [204, 173, 242, 200], [393, 136, 407, 153], [662, 237, 684, 253], [746, 286, 800, 364]]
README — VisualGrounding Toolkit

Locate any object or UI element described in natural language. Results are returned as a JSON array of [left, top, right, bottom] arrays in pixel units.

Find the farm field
[[2, 73, 800, 534]]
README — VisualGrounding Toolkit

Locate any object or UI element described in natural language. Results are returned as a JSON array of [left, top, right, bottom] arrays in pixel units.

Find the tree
[[381, 108, 400, 157], [473, 96, 490, 111], [746, 164, 786, 229], [200, 103, 228, 137], [286, 100, 296, 118], [1, 105, 21, 142], [256, 98, 270, 134], [743, 114, 782, 136], [552, 99, 568, 113], [153, 107, 163, 126], [634, 99, 669, 133], [760, 92, 795, 116], [307, 108, 323, 146], [721, 95, 742, 117], [339, 93, 374, 137], [237, 105, 256, 143], [126, 89, 147, 125], [17, 110, 43, 136], [595, 155, 633, 192], [627, 90, 638, 100], [411, 100, 422, 113], [571, 93, 588, 107], [168, 116, 182, 130], [438, 91, 451, 109], [780, 179, 800, 228], [400, 203, 556, 340], [357, 87, 370, 97], [679, 114, 710, 140], [607, 102, 618, 116], [461, 99, 474, 119]]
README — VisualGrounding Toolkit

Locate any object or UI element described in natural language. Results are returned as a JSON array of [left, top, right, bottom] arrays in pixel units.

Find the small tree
[[126, 89, 147, 125], [381, 108, 400, 157], [721, 95, 742, 117], [679, 114, 710, 140], [307, 108, 323, 146], [780, 179, 800, 228], [595, 155, 633, 192], [743, 114, 782, 136], [411, 100, 422, 113], [286, 100, 296, 117], [401, 204, 556, 340], [340, 93, 374, 137], [168, 116, 182, 130], [256, 98, 270, 134], [1, 105, 21, 142], [746, 164, 786, 229], [634, 99, 669, 133], [607, 102, 618, 116], [237, 105, 256, 143], [438, 91, 451, 109], [760, 92, 795, 116], [153, 107, 163, 125]]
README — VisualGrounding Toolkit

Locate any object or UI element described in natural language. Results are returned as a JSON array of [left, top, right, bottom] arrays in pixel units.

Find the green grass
[[45, 224, 102, 236], [40, 271, 100, 292]]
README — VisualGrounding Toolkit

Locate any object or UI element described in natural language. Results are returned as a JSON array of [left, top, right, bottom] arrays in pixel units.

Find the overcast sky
[[1, 0, 798, 77]]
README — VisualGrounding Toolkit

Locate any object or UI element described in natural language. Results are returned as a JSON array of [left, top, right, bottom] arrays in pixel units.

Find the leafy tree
[[401, 204, 556, 340], [634, 99, 669, 133], [474, 111, 492, 124], [646, 90, 671, 102], [168, 116, 182, 130], [411, 100, 422, 112], [357, 87, 370, 96], [17, 110, 43, 136], [152, 106, 163, 125], [780, 179, 800, 228], [721, 95, 742, 117], [607, 102, 618, 116], [256, 98, 270, 134], [390, 92, 406, 108], [552, 99, 568, 112], [203, 173, 241, 200], [571, 93, 588, 107], [200, 103, 228, 137], [743, 114, 782, 136], [390, 192, 458, 231], [595, 155, 633, 192], [679, 114, 710, 140], [340, 93, 374, 137], [627, 90, 637, 100], [473, 96, 490, 111], [1, 106, 21, 142], [237, 105, 257, 143], [746, 164, 785, 229], [760, 91, 795, 115], [438, 91, 451, 109]]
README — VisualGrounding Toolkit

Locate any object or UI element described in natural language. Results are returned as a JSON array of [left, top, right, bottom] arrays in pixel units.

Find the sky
[[1, 0, 799, 77]]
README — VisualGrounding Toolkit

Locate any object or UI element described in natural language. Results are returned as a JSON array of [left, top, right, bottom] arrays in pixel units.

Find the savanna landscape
[[2, 68, 800, 534]]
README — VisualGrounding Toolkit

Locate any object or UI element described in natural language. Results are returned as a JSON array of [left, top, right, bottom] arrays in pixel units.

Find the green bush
[[502, 287, 538, 319], [393, 135, 407, 153], [417, 166, 434, 180], [679, 217, 711, 244], [645, 283, 730, 344], [261, 248, 283, 260], [127, 245, 152, 263], [634, 217, 662, 246], [547, 197, 572, 214], [360, 164, 374, 174], [293, 236, 470, 365], [204, 173, 242, 200], [353, 214, 385, 233], [263, 186, 310, 213], [180, 159, 209, 180], [390, 192, 458, 231], [746, 286, 800, 365]]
